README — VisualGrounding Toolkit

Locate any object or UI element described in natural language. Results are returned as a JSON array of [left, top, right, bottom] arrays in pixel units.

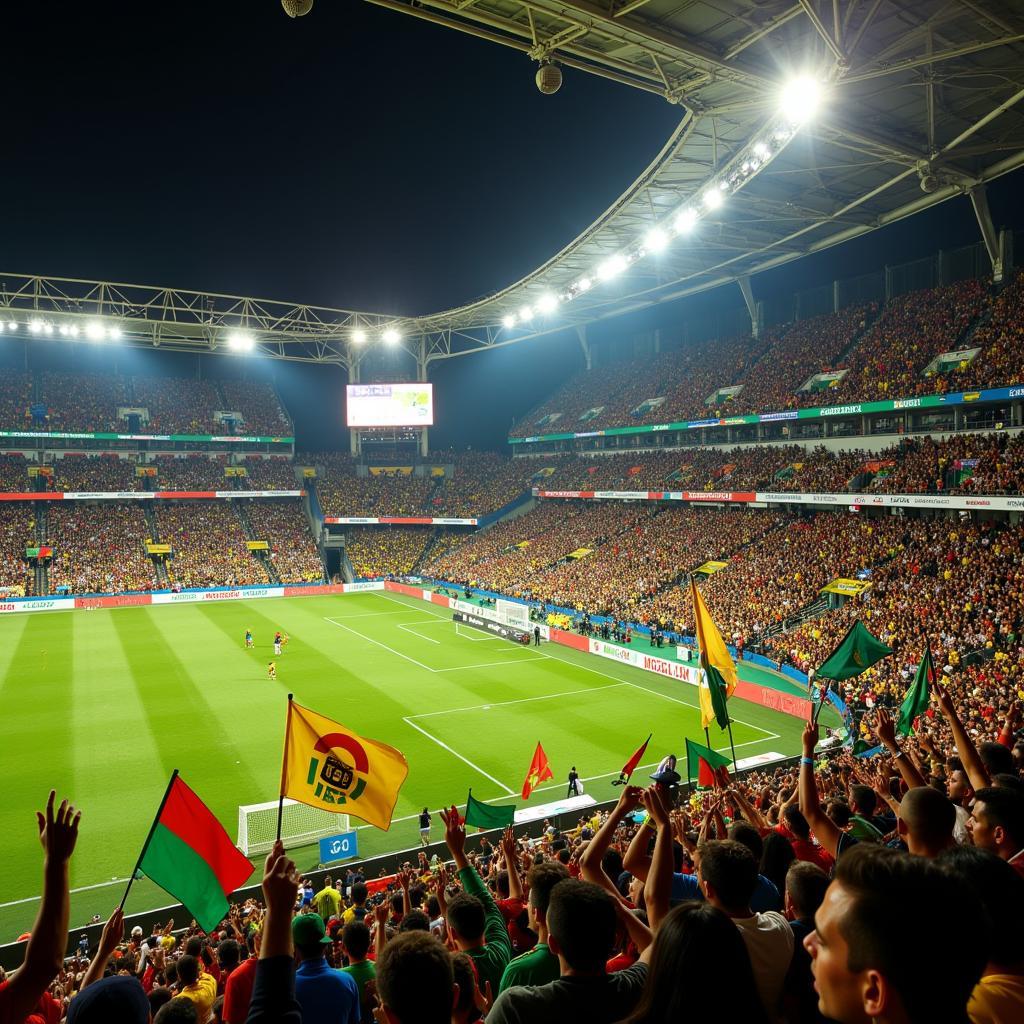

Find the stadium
[[1, 1, 1023, 1022]]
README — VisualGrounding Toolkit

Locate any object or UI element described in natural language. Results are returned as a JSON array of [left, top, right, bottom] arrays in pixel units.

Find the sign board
[[318, 830, 359, 865]]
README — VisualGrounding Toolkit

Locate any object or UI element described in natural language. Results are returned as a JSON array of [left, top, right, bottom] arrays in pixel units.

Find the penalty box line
[[367, 593, 779, 742]]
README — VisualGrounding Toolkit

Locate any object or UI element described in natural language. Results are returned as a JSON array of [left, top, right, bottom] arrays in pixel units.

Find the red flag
[[521, 742, 554, 799], [619, 734, 651, 782]]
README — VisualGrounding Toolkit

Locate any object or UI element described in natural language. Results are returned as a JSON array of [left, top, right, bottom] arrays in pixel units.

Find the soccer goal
[[237, 798, 350, 857]]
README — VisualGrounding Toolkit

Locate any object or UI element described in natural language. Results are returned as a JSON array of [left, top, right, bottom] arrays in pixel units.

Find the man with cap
[[292, 911, 360, 1024], [67, 976, 151, 1024]]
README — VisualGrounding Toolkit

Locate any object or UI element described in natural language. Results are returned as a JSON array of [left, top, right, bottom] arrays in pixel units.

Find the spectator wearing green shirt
[[439, 806, 513, 996], [314, 876, 342, 922], [341, 920, 376, 1024], [499, 861, 569, 993]]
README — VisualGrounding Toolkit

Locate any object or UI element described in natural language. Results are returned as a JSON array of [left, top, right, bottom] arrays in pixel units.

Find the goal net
[[237, 799, 350, 857], [497, 599, 529, 629]]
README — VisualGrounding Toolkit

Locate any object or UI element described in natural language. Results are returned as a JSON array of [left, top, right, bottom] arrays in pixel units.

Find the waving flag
[[897, 646, 935, 736], [521, 742, 554, 799], [690, 578, 737, 730]]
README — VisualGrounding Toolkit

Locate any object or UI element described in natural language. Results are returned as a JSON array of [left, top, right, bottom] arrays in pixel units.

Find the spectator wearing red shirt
[[222, 931, 260, 1024]]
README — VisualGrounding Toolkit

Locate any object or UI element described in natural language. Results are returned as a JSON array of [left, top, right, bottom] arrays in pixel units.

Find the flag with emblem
[[280, 697, 409, 831], [135, 771, 253, 933], [815, 620, 893, 682], [690, 578, 737, 730], [684, 737, 732, 789], [521, 742, 553, 799]]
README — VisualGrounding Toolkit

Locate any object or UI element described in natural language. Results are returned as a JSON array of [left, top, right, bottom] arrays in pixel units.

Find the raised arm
[[580, 786, 643, 899], [933, 680, 991, 792], [639, 787, 673, 932], [499, 826, 523, 903], [874, 708, 928, 790], [798, 721, 843, 860], [80, 908, 124, 991], [0, 792, 80, 1024], [729, 785, 768, 831]]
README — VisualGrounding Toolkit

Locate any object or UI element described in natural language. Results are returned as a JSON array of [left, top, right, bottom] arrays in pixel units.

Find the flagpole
[[277, 694, 294, 842], [725, 719, 738, 768], [119, 769, 178, 913]]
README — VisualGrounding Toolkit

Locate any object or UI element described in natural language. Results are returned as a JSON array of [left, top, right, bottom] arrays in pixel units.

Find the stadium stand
[[0, 453, 30, 492], [219, 379, 293, 435], [47, 503, 157, 595], [131, 375, 222, 435], [0, 371, 32, 429], [155, 502, 268, 588], [235, 457, 299, 491], [49, 455, 142, 493], [345, 526, 433, 578], [0, 502, 35, 596], [39, 371, 127, 433], [246, 500, 324, 583], [153, 455, 230, 491]]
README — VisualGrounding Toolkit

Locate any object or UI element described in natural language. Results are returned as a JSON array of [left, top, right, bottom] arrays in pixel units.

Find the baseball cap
[[131, 926, 144, 938], [650, 768, 681, 786], [67, 976, 149, 1024], [292, 912, 332, 946]]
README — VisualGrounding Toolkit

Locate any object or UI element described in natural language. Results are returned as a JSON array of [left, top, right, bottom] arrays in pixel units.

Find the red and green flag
[[136, 772, 253, 932], [464, 790, 515, 830], [897, 646, 935, 737], [685, 737, 731, 789], [521, 743, 554, 799]]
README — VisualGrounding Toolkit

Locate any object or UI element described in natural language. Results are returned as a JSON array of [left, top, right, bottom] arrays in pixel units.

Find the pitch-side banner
[[533, 489, 1024, 512], [0, 490, 303, 501], [324, 516, 478, 525]]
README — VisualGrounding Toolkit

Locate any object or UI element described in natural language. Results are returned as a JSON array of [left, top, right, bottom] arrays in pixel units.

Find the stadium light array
[[382, 327, 401, 344], [351, 328, 367, 344], [84, 321, 105, 341], [536, 293, 558, 314], [502, 314, 516, 329], [496, 71, 824, 328], [7, 322, 15, 331], [108, 325, 122, 340], [227, 331, 255, 352]]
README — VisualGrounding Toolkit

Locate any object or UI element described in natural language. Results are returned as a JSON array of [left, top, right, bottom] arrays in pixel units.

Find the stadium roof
[[3, 0, 1023, 368]]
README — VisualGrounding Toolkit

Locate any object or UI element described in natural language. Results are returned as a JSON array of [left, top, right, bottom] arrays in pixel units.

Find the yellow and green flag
[[281, 698, 409, 831], [690, 577, 737, 730]]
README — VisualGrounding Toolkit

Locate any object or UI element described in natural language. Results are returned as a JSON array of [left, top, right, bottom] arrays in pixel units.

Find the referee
[[566, 766, 580, 797]]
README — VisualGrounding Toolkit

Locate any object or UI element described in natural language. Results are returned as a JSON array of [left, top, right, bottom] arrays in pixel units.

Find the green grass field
[[0, 590, 810, 937]]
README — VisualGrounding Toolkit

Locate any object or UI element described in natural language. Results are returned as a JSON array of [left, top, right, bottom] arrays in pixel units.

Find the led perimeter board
[[346, 383, 434, 428]]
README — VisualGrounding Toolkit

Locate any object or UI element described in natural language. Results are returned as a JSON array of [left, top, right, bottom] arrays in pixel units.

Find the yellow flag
[[280, 700, 409, 830], [690, 578, 738, 729]]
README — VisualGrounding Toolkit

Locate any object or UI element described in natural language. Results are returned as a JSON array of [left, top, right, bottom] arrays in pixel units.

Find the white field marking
[[433, 656, 548, 672], [370, 593, 779, 740], [396, 622, 442, 645], [402, 717, 516, 795], [321, 609, 412, 619], [323, 617, 436, 672], [406, 682, 630, 720]]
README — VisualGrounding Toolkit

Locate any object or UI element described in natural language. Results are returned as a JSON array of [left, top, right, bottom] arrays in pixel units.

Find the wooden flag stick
[[277, 694, 294, 842]]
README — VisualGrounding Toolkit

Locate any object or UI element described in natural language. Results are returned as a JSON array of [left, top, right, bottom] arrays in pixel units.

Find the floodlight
[[227, 331, 255, 351], [780, 75, 821, 123], [674, 208, 698, 234], [69, 326, 79, 337], [703, 188, 724, 211], [576, 277, 592, 293], [753, 141, 770, 160], [382, 327, 401, 344], [7, 322, 16, 331], [519, 305, 534, 322], [29, 320, 43, 334], [59, 325, 69, 336], [85, 321, 105, 341], [502, 314, 516, 329], [644, 227, 669, 253], [537, 293, 558, 314], [107, 326, 122, 340], [43, 323, 53, 335], [597, 254, 627, 281], [351, 328, 367, 344]]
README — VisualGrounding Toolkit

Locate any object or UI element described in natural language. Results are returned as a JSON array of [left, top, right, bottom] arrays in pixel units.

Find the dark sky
[[2, 2, 1021, 452]]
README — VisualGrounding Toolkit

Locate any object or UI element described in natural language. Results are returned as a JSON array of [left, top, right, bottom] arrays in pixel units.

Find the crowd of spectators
[[49, 456, 140, 493], [234, 459, 299, 491], [430, 452, 531, 518], [8, 649, 1024, 1024], [155, 503, 269, 588], [47, 503, 158, 595], [0, 502, 34, 595], [0, 371, 32, 428], [345, 527, 433, 578], [131, 377, 222, 436], [947, 269, 1024, 391], [153, 456, 231, 492], [0, 454, 30, 492], [40, 372, 128, 433], [245, 502, 324, 583], [219, 381, 292, 436]]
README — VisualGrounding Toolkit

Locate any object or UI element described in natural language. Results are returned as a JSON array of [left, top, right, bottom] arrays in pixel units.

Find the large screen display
[[346, 383, 434, 427]]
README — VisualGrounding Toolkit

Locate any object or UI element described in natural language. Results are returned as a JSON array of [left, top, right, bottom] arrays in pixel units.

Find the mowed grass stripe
[[0, 612, 76, 897]]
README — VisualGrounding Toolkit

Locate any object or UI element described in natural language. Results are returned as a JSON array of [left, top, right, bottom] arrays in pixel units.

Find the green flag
[[464, 790, 515, 831], [897, 647, 934, 736], [685, 737, 731, 789], [816, 620, 893, 681]]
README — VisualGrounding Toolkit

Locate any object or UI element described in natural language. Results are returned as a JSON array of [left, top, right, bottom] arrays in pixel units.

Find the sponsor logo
[[1009, 387, 1024, 399], [894, 398, 921, 409], [965, 498, 992, 507], [1006, 498, 1024, 509], [821, 404, 863, 416], [889, 496, 913, 504], [306, 735, 370, 808], [759, 410, 799, 422], [685, 492, 733, 502]]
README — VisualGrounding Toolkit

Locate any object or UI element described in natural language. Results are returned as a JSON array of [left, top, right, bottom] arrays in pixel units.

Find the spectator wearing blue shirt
[[292, 912, 360, 1024]]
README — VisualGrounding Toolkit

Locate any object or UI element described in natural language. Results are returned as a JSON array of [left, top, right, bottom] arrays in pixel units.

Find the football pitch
[[0, 590, 808, 936]]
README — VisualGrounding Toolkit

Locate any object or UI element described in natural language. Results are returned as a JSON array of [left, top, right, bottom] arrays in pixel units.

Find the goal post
[[237, 798, 350, 857]]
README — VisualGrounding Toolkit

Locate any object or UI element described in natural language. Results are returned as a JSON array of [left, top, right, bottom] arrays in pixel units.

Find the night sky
[[2, 2, 1022, 451]]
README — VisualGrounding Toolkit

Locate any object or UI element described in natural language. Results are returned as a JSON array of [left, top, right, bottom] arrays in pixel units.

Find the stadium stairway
[[232, 500, 276, 584], [34, 501, 48, 596], [142, 504, 170, 586]]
